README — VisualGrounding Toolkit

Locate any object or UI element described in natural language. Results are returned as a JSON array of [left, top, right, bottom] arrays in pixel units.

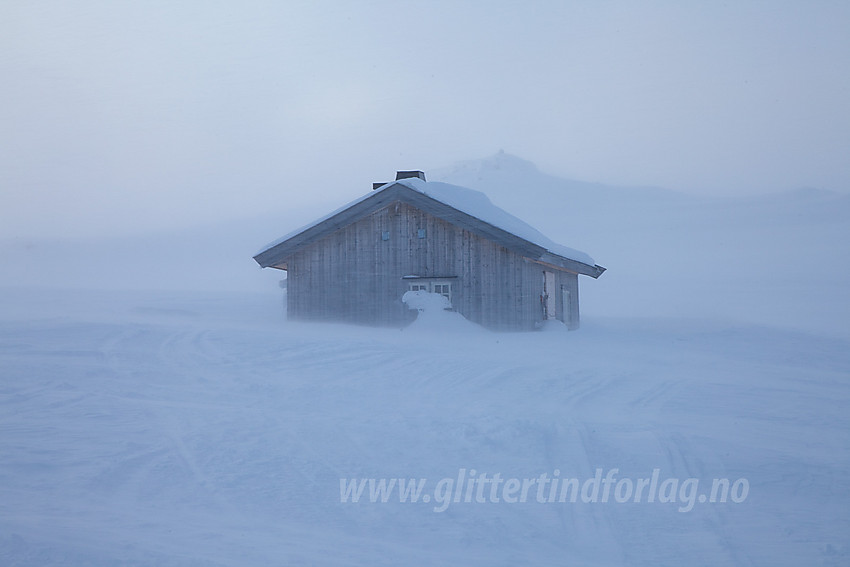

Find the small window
[[406, 279, 453, 305], [381, 231, 390, 241], [432, 283, 451, 300], [417, 228, 426, 239]]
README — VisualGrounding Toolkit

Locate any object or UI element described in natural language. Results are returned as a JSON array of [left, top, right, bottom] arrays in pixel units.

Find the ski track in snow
[[0, 290, 849, 566]]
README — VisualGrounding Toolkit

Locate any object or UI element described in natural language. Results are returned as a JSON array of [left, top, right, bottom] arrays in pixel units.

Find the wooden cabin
[[253, 171, 605, 331]]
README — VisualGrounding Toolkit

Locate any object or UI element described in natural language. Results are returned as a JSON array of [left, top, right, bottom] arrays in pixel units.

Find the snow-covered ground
[[1, 155, 849, 565], [1, 288, 848, 566]]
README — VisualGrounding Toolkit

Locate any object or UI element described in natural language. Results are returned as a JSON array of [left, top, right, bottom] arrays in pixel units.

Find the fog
[[3, 150, 848, 340], [2, 1, 849, 239], [2, 4, 850, 565]]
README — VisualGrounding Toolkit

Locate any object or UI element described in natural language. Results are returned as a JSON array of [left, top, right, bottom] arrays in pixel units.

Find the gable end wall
[[285, 201, 579, 330]]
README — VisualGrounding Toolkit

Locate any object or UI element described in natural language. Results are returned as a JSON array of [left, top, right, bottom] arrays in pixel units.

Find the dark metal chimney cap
[[395, 170, 426, 181], [372, 182, 387, 190]]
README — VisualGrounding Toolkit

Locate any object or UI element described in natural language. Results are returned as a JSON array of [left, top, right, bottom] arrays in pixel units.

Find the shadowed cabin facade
[[253, 171, 605, 331]]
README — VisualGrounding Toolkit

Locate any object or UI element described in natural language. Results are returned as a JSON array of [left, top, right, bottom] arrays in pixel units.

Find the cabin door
[[543, 271, 556, 320], [561, 287, 571, 326]]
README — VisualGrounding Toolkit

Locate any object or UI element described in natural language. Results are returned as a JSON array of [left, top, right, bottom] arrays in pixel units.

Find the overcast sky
[[2, 1, 849, 238]]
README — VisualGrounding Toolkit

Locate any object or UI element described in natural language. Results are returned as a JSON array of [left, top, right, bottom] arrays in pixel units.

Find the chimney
[[395, 170, 426, 181], [372, 182, 387, 190]]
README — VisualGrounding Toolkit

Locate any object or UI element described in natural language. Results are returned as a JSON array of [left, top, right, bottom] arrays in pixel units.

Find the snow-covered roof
[[255, 178, 603, 276], [395, 178, 596, 266]]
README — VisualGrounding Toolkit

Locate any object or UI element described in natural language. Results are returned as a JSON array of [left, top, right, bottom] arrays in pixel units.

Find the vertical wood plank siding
[[285, 201, 580, 330]]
